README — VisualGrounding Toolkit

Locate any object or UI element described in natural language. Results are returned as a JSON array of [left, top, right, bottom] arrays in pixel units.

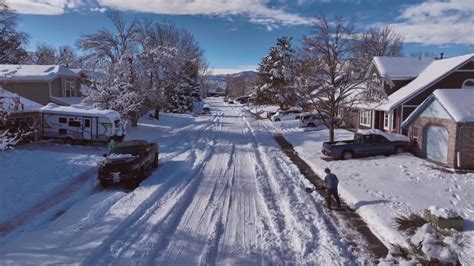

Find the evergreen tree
[[256, 37, 299, 108]]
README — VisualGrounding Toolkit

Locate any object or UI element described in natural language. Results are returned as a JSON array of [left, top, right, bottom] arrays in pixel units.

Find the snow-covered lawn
[[0, 144, 103, 224], [276, 124, 474, 263]]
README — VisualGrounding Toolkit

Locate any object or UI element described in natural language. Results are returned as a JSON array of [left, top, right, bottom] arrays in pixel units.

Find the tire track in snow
[[238, 109, 355, 264], [82, 114, 222, 265]]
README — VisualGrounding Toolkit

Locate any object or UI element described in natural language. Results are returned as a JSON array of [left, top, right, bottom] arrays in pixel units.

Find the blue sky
[[9, 0, 474, 74]]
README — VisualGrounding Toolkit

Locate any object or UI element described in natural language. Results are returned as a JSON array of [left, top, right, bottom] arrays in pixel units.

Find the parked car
[[224, 97, 229, 102], [201, 104, 211, 115], [299, 113, 345, 128], [235, 96, 250, 104], [271, 108, 303, 122], [228, 99, 234, 104], [98, 140, 159, 189], [322, 129, 410, 160]]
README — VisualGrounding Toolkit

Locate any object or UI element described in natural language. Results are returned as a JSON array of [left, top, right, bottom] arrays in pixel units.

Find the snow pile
[[410, 224, 459, 263], [428, 206, 460, 219], [433, 89, 474, 122]]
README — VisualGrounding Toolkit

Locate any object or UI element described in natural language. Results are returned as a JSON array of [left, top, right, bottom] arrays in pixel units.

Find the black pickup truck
[[322, 130, 411, 160], [98, 140, 159, 189]]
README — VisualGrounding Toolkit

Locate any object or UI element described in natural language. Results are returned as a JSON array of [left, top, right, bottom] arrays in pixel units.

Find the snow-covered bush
[[0, 88, 32, 151], [386, 211, 467, 264]]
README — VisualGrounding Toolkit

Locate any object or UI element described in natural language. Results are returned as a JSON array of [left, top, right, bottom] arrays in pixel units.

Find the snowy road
[[0, 98, 359, 265]]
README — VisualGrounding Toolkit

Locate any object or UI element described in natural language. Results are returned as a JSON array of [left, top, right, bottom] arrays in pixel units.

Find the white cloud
[[7, 0, 312, 26], [390, 0, 474, 45], [5, 0, 85, 15], [211, 65, 257, 75], [97, 0, 311, 26]]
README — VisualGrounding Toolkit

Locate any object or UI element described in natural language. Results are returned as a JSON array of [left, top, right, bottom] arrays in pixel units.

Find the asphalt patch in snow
[[273, 134, 389, 261]]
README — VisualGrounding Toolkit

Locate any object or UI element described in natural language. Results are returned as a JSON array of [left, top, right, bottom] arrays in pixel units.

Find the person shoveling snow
[[305, 168, 342, 210]]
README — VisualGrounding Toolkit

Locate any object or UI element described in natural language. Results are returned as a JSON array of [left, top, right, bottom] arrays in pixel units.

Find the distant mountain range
[[207, 71, 257, 85]]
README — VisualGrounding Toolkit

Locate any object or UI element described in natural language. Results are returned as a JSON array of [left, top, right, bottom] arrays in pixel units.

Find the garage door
[[425, 125, 449, 164]]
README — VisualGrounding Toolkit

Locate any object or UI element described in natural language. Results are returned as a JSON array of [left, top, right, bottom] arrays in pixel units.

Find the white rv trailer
[[40, 103, 125, 143]]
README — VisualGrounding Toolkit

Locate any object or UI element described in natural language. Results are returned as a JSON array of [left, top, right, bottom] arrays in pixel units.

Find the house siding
[[408, 116, 458, 168], [50, 78, 62, 97], [458, 123, 474, 170], [387, 79, 413, 95], [459, 60, 474, 70], [405, 72, 474, 106], [3, 82, 50, 105]]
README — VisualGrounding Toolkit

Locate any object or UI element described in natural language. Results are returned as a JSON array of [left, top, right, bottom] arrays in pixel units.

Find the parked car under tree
[[271, 108, 303, 122], [299, 113, 345, 128], [322, 129, 411, 160], [98, 140, 159, 189]]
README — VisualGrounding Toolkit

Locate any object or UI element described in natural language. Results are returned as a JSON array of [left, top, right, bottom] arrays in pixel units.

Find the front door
[[83, 118, 93, 140], [425, 125, 449, 164]]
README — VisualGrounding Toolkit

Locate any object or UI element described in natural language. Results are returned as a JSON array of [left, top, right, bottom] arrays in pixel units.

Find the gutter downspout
[[456, 124, 463, 168], [48, 81, 52, 102]]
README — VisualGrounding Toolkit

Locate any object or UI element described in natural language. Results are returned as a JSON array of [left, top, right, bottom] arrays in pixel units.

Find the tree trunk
[[131, 113, 139, 127], [154, 104, 160, 120], [329, 123, 335, 142]]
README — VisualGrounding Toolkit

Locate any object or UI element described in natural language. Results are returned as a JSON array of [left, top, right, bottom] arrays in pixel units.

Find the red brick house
[[402, 89, 474, 169], [357, 54, 474, 134]]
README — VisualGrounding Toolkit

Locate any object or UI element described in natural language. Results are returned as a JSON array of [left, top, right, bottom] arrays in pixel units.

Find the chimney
[[440, 52, 444, 59]]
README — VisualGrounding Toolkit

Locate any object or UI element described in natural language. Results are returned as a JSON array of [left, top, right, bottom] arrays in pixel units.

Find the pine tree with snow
[[256, 37, 299, 109]]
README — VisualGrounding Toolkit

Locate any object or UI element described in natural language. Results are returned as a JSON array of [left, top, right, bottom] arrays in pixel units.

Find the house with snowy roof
[[356, 53, 474, 134], [0, 64, 83, 106], [402, 89, 474, 170]]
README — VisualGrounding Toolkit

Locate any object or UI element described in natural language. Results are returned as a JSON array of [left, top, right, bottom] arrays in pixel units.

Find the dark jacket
[[324, 173, 339, 189]]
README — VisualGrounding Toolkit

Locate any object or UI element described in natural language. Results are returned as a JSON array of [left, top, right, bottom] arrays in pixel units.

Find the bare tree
[[353, 26, 404, 72], [0, 0, 28, 64], [29, 43, 79, 67], [77, 11, 137, 68], [31, 43, 56, 64], [226, 75, 247, 98], [303, 16, 368, 142]]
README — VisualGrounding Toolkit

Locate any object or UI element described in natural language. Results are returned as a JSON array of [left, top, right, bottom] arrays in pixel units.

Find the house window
[[383, 112, 391, 130], [359, 111, 372, 127], [59, 117, 67, 123], [59, 128, 67, 135], [64, 80, 75, 97], [462, 79, 474, 89], [84, 119, 90, 128]]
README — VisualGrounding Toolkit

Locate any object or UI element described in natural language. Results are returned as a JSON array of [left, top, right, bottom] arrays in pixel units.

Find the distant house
[[356, 54, 474, 134], [0, 65, 83, 106], [402, 89, 474, 170]]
